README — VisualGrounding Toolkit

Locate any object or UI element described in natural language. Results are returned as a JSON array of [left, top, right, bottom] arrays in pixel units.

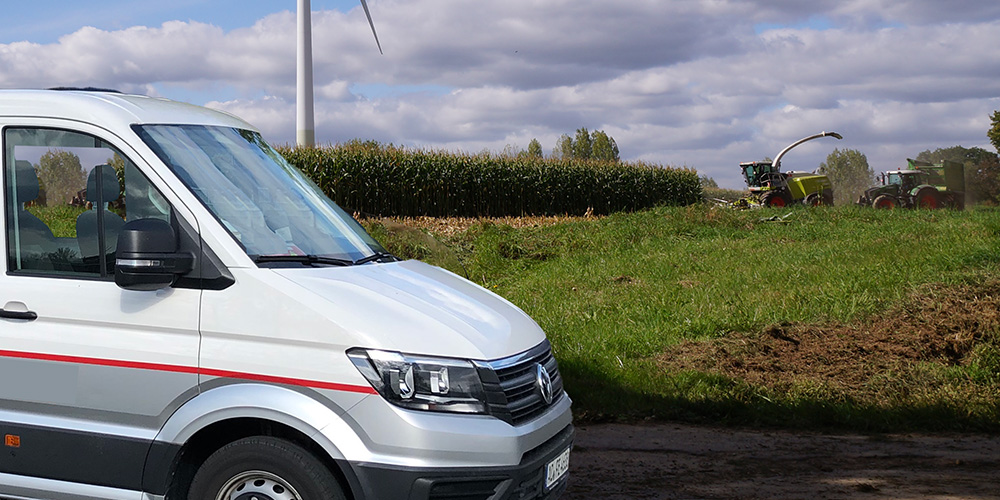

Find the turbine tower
[[296, 0, 315, 147], [296, 0, 383, 148]]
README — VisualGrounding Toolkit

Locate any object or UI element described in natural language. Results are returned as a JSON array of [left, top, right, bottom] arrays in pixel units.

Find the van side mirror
[[115, 219, 194, 291]]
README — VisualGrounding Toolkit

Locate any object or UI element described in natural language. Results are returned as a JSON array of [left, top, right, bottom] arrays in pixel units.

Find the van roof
[[0, 89, 255, 132]]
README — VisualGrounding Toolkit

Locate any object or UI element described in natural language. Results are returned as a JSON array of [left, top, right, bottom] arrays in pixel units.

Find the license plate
[[545, 446, 571, 490]]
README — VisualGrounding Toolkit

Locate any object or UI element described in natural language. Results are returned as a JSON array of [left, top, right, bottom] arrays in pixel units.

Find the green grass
[[27, 205, 87, 237], [380, 205, 1000, 431], [471, 206, 1000, 338]]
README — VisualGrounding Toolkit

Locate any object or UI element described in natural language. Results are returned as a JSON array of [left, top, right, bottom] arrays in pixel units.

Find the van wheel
[[188, 436, 346, 500]]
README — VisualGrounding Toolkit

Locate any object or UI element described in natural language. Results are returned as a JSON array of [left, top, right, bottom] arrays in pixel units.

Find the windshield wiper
[[253, 251, 398, 267], [352, 251, 399, 266], [252, 255, 353, 267]]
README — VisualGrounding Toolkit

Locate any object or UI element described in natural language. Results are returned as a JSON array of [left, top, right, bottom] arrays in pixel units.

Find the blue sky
[[1, 1, 360, 44], [3, 1, 1000, 189]]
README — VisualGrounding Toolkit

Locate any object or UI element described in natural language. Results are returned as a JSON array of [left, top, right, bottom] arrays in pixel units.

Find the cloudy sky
[[3, 0, 999, 188]]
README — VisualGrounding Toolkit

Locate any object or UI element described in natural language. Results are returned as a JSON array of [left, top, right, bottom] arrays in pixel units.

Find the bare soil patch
[[658, 279, 1000, 399], [566, 280, 1000, 499]]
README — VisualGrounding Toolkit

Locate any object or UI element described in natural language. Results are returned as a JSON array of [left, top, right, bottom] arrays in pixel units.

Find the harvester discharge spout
[[734, 131, 843, 209], [772, 131, 843, 170]]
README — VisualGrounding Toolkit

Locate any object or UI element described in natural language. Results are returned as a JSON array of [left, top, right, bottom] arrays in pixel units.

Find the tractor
[[857, 159, 965, 210], [738, 131, 841, 208]]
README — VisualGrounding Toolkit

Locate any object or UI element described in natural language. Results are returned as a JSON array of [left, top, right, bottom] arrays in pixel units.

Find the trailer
[[857, 159, 965, 210]]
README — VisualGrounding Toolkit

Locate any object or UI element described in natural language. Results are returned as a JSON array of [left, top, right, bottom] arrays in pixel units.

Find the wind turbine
[[297, 0, 382, 147]]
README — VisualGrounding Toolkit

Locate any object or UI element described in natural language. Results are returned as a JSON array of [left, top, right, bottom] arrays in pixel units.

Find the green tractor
[[857, 159, 965, 210], [739, 131, 841, 208]]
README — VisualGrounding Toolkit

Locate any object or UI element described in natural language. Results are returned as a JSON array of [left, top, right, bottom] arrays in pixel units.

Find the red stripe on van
[[0, 349, 377, 395]]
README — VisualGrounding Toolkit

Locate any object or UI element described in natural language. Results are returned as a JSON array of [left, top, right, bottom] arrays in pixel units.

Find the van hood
[[272, 260, 546, 360]]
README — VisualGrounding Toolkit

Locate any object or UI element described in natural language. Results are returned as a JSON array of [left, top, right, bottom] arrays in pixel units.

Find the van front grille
[[477, 340, 564, 426]]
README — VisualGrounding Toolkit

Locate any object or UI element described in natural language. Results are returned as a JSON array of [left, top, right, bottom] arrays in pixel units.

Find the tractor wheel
[[803, 193, 822, 207], [872, 195, 897, 209], [915, 188, 940, 209], [762, 192, 789, 208]]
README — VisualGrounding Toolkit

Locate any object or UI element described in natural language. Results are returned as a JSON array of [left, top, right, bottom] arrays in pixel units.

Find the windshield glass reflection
[[134, 125, 385, 264]]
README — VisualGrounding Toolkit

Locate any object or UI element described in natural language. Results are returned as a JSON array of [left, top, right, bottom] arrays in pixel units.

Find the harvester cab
[[736, 131, 842, 208], [740, 161, 782, 191]]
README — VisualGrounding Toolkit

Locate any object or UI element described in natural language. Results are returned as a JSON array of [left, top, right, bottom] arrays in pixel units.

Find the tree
[[500, 144, 522, 158], [36, 149, 85, 205], [106, 154, 126, 198], [527, 138, 543, 158], [555, 134, 573, 159], [817, 148, 873, 206], [989, 110, 1000, 153], [970, 155, 1000, 204], [914, 145, 1000, 205], [591, 130, 620, 162], [554, 128, 620, 161], [915, 145, 995, 166], [572, 127, 593, 160], [699, 175, 719, 189]]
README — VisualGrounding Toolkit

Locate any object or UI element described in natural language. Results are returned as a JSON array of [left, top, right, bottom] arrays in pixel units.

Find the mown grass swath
[[279, 141, 701, 217]]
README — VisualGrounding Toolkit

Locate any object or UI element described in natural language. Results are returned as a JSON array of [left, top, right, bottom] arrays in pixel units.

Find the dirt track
[[566, 423, 1000, 499]]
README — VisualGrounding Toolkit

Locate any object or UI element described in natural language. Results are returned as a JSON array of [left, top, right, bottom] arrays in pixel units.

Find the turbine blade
[[359, 0, 383, 54]]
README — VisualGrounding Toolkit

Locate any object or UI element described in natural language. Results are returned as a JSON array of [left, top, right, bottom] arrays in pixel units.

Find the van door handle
[[0, 309, 37, 321]]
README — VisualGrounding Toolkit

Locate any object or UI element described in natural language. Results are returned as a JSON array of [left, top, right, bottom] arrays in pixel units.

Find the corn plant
[[278, 141, 701, 217]]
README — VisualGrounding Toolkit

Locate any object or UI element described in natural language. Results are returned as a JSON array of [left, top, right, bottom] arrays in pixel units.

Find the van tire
[[188, 436, 347, 500]]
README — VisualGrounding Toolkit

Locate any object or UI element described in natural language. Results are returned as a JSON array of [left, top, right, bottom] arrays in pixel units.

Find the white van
[[0, 89, 572, 500]]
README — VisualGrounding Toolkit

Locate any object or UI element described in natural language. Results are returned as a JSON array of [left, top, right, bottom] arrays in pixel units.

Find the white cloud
[[832, 0, 1000, 25], [3, 1, 1000, 189]]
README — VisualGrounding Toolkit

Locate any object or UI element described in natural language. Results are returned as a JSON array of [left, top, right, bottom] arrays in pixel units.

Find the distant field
[[368, 205, 1000, 431]]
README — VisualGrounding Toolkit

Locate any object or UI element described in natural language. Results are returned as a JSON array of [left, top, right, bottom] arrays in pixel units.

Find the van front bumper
[[344, 423, 573, 500]]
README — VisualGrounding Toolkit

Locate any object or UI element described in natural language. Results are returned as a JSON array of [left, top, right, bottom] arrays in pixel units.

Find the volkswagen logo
[[535, 363, 554, 405]]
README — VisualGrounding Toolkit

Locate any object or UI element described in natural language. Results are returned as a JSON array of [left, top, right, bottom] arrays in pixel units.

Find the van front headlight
[[347, 348, 488, 414]]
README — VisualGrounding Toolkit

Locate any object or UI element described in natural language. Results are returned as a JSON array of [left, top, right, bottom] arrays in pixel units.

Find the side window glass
[[5, 128, 173, 278]]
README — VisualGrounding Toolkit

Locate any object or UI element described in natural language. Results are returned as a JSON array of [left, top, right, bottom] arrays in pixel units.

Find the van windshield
[[134, 125, 387, 265]]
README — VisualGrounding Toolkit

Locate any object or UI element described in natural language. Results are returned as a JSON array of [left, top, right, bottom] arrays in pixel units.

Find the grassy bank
[[371, 206, 1000, 431]]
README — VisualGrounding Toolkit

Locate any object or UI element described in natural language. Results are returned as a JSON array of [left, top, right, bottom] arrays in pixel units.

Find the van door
[[0, 126, 201, 493]]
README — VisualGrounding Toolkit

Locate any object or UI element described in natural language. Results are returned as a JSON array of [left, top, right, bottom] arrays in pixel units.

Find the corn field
[[278, 141, 701, 217]]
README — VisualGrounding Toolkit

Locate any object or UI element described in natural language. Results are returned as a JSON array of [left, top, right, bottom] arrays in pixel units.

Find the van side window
[[4, 128, 173, 278]]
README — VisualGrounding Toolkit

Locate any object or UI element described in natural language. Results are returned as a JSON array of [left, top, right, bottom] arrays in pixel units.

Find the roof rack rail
[[47, 87, 122, 93]]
